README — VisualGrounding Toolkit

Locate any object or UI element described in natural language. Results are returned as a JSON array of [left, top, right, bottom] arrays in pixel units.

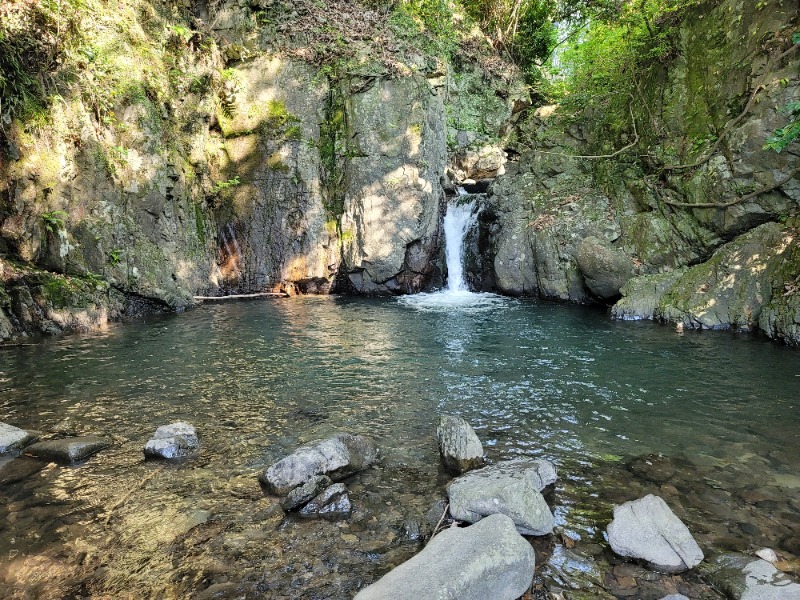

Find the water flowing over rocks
[[143, 422, 200, 460], [23, 436, 111, 464], [703, 553, 800, 600], [447, 460, 556, 535], [259, 433, 379, 496], [436, 414, 484, 475], [353, 513, 535, 600], [607, 494, 704, 573], [0, 422, 37, 455]]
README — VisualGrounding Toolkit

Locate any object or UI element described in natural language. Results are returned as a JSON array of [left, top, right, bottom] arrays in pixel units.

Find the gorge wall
[[483, 0, 800, 344], [1, 0, 798, 345]]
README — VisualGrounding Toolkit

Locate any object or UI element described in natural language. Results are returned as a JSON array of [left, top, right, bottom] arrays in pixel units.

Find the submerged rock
[[447, 459, 556, 535], [298, 483, 351, 520], [704, 553, 800, 600], [24, 436, 111, 464], [436, 414, 484, 474], [606, 494, 703, 573], [0, 456, 46, 485], [260, 433, 379, 496], [353, 513, 534, 600], [0, 422, 37, 455], [144, 422, 199, 460], [280, 475, 332, 511]]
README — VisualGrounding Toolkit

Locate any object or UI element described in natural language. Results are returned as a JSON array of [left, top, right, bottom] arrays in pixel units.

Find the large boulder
[[703, 553, 800, 600], [0, 422, 37, 455], [24, 436, 111, 464], [144, 422, 200, 460], [353, 513, 534, 600], [606, 494, 704, 573], [259, 433, 379, 496], [447, 460, 556, 535], [436, 415, 484, 475], [575, 236, 635, 300]]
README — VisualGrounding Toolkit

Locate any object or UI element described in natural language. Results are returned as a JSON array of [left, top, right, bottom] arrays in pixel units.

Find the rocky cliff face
[[0, 0, 481, 340], [487, 0, 800, 344], [1, 0, 797, 346]]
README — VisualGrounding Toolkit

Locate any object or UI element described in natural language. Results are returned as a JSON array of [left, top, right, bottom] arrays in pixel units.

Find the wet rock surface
[[280, 474, 332, 511], [704, 553, 800, 600], [0, 456, 46, 486], [143, 422, 199, 460], [447, 460, 556, 535], [0, 422, 37, 455], [298, 483, 352, 520], [23, 436, 111, 464], [260, 433, 380, 496], [607, 494, 704, 573], [354, 513, 534, 600], [436, 414, 484, 474]]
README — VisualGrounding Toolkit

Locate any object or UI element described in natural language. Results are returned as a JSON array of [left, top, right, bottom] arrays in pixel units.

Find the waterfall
[[443, 201, 477, 292], [396, 197, 507, 312]]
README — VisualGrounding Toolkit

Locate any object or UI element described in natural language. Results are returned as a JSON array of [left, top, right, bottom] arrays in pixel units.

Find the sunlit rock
[[354, 513, 534, 600], [607, 494, 703, 573], [24, 436, 111, 464], [447, 459, 556, 535], [259, 432, 379, 496], [436, 414, 484, 475], [144, 422, 199, 460], [0, 422, 37, 455]]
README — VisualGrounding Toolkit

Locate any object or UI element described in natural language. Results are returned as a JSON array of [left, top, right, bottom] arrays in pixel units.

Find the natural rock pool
[[1, 297, 799, 598]]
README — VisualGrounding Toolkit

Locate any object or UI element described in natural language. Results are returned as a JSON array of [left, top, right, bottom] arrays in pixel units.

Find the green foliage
[[41, 210, 68, 234], [555, 0, 702, 138], [463, 0, 557, 74], [318, 87, 350, 219], [0, 0, 84, 129], [764, 101, 800, 153], [108, 249, 123, 265], [212, 176, 241, 194], [389, 0, 460, 58]]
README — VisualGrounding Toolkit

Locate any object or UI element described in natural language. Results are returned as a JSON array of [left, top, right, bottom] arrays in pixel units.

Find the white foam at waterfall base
[[398, 200, 509, 312]]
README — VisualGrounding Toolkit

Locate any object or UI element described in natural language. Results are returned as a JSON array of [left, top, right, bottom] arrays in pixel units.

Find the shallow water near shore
[[1, 296, 799, 598]]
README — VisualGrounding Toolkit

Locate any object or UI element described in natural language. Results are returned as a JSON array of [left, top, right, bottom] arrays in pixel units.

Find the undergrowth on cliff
[[551, 0, 706, 139]]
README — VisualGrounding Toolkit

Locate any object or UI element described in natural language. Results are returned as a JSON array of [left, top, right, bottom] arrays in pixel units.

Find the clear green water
[[1, 297, 799, 598]]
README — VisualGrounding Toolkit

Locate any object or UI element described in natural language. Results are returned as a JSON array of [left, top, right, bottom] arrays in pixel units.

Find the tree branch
[[536, 105, 639, 160], [661, 166, 800, 209]]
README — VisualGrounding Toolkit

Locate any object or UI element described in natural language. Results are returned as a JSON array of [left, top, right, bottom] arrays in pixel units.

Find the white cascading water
[[443, 201, 477, 292], [397, 197, 508, 312]]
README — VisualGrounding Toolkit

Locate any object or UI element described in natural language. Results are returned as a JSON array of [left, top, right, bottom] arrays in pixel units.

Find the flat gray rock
[[354, 513, 534, 600], [607, 494, 703, 573], [705, 553, 800, 600], [447, 460, 556, 535], [260, 433, 379, 496], [24, 436, 111, 464], [436, 414, 484, 474], [144, 422, 199, 460], [298, 483, 351, 520], [0, 422, 37, 455]]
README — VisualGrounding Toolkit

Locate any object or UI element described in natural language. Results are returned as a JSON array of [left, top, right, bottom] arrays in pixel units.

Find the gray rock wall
[[487, 0, 800, 344]]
